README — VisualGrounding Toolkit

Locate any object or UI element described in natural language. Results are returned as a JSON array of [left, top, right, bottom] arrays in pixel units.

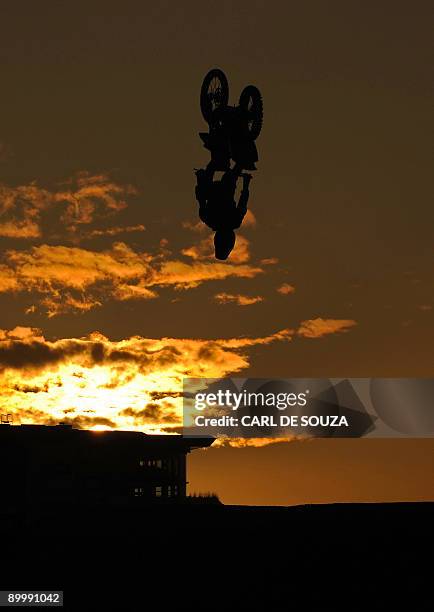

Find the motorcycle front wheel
[[200, 68, 229, 124]]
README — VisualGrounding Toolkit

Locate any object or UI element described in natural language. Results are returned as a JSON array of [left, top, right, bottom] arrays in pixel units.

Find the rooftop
[[0, 423, 214, 452]]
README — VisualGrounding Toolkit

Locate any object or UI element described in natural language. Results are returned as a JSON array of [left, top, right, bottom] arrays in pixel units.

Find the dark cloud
[[120, 404, 178, 425]]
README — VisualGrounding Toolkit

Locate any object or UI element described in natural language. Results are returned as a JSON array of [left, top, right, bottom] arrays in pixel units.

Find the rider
[[195, 161, 252, 260]]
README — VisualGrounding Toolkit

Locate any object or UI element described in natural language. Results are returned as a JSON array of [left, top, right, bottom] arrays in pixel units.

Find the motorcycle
[[199, 68, 263, 171]]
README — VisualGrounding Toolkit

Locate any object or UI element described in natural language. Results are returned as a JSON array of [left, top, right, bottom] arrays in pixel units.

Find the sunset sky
[[0, 2, 432, 504]]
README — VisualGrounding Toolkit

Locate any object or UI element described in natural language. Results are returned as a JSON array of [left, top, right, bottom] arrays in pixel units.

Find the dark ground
[[2, 502, 433, 610]]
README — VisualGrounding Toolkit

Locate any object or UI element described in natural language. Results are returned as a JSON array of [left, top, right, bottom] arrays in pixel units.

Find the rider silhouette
[[195, 161, 252, 260]]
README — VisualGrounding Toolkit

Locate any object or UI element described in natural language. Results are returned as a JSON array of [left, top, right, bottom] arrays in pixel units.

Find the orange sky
[[0, 1, 432, 504]]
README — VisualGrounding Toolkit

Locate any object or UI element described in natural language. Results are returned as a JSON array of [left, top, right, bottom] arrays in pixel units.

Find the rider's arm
[[233, 186, 249, 228], [195, 174, 210, 224], [237, 174, 251, 211], [195, 183, 207, 205], [195, 163, 215, 204]]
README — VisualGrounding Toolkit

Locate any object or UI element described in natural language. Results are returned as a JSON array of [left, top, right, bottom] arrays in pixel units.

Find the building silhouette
[[0, 423, 213, 518]]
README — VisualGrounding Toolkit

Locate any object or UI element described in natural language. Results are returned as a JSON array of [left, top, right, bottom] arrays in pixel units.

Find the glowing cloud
[[214, 293, 264, 306], [89, 224, 146, 237], [0, 172, 136, 239], [212, 436, 299, 448], [297, 318, 357, 338], [0, 326, 293, 432], [277, 283, 296, 295], [182, 234, 251, 264], [0, 219, 41, 238], [0, 242, 263, 315]]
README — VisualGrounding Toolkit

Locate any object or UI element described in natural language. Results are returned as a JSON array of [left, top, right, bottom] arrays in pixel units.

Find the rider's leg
[[219, 164, 241, 202], [231, 162, 243, 176], [205, 160, 216, 178], [220, 162, 242, 184]]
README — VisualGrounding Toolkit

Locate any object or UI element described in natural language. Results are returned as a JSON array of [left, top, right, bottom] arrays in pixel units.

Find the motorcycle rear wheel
[[239, 85, 263, 140]]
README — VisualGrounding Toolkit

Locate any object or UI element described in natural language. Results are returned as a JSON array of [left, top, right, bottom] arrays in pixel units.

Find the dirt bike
[[199, 68, 263, 170]]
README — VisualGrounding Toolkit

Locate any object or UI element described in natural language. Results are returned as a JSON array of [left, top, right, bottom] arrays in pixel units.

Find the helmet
[[214, 230, 236, 260]]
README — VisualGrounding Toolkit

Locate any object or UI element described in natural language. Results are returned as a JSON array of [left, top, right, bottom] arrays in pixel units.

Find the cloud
[[41, 295, 104, 318], [4, 242, 148, 290], [277, 283, 295, 295], [57, 172, 135, 231], [0, 171, 267, 315], [120, 405, 179, 425], [216, 328, 293, 348], [297, 318, 357, 338], [154, 258, 261, 289], [88, 224, 146, 237], [182, 234, 251, 264], [0, 219, 41, 238], [0, 241, 263, 315], [0, 326, 293, 432], [0, 264, 19, 291], [1, 326, 45, 341], [0, 323, 356, 433], [112, 283, 158, 302], [0, 172, 136, 239], [260, 257, 279, 265], [212, 436, 298, 448], [214, 293, 264, 306], [243, 210, 256, 227], [182, 219, 206, 233]]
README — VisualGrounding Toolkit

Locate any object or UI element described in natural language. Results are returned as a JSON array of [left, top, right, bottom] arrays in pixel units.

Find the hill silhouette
[[2, 501, 432, 609]]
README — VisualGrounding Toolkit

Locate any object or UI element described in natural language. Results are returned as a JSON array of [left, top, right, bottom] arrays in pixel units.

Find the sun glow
[[3, 362, 185, 433], [0, 326, 293, 433]]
